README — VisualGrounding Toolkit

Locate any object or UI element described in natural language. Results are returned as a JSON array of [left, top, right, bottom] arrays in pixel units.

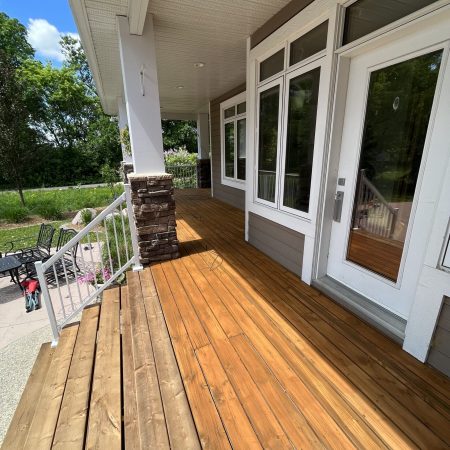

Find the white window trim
[[253, 16, 331, 226], [220, 91, 247, 190]]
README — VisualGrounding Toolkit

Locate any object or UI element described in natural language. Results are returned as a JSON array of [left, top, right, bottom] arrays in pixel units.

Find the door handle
[[333, 191, 344, 222]]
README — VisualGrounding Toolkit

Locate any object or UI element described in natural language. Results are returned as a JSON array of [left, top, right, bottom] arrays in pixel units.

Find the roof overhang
[[69, 0, 293, 116]]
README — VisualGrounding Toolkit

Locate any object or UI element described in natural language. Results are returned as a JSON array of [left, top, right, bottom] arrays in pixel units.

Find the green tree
[[162, 120, 198, 153], [0, 13, 36, 204]]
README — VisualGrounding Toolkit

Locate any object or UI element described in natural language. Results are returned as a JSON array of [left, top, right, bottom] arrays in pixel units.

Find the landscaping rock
[[72, 208, 97, 225]]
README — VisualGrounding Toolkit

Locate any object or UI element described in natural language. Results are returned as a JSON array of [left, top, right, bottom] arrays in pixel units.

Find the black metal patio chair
[[4, 223, 56, 278], [27, 228, 80, 283], [6, 223, 55, 261], [47, 228, 80, 284]]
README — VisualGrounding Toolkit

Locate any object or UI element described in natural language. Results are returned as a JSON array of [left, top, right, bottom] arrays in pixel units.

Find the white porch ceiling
[[71, 0, 292, 115]]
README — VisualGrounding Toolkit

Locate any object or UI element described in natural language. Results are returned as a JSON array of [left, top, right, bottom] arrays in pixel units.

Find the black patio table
[[0, 255, 22, 288]]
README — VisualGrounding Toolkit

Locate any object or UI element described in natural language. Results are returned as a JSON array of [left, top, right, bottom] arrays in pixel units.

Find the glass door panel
[[347, 49, 442, 281]]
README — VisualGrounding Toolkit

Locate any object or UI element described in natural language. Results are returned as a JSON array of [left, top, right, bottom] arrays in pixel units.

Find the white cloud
[[27, 18, 79, 63]]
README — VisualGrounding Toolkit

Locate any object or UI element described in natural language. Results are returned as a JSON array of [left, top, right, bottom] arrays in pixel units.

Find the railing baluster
[[96, 229, 106, 282], [119, 202, 130, 262], [53, 263, 66, 318], [79, 245, 91, 298], [70, 245, 83, 305], [61, 257, 75, 311], [103, 219, 114, 275], [111, 208, 122, 268], [86, 233, 98, 290]]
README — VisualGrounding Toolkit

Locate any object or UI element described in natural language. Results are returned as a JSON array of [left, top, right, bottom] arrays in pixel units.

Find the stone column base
[[129, 173, 179, 264], [121, 162, 134, 183]]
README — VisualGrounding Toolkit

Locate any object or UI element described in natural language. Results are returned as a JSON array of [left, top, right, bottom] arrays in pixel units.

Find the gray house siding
[[248, 212, 305, 277], [210, 84, 246, 211], [427, 297, 450, 377]]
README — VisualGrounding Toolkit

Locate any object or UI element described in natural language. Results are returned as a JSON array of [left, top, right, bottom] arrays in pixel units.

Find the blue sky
[[0, 0, 78, 66]]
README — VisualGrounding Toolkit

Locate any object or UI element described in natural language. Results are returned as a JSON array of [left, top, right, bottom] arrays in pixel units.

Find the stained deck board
[[151, 264, 232, 450], [122, 286, 141, 450], [126, 271, 170, 449], [167, 189, 450, 449], [1, 344, 54, 450], [163, 258, 296, 448], [52, 306, 100, 450], [180, 240, 389, 450], [138, 270, 200, 450], [85, 288, 121, 450], [182, 214, 450, 447], [23, 324, 78, 450]]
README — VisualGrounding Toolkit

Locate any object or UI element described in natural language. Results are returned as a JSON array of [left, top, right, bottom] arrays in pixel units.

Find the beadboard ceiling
[[71, 0, 292, 115]]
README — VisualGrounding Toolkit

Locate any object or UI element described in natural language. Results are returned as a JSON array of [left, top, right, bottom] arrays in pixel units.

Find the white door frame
[[316, 7, 450, 320]]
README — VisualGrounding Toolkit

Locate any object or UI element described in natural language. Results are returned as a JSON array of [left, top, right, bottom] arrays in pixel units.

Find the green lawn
[[0, 185, 123, 223]]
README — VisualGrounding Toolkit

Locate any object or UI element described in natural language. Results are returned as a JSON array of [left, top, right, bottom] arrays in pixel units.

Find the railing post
[[35, 260, 60, 346], [125, 183, 143, 271]]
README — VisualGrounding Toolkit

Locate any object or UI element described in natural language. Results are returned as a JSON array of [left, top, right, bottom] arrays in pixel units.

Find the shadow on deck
[[3, 189, 450, 449]]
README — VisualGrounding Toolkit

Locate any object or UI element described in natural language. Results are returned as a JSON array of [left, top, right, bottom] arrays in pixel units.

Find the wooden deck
[[3, 189, 450, 449]]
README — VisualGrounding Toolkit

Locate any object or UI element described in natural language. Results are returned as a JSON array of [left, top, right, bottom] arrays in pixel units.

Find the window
[[221, 92, 246, 188], [257, 84, 281, 203], [283, 67, 321, 213], [343, 0, 438, 45], [260, 49, 285, 82], [255, 23, 327, 218], [290, 21, 328, 66]]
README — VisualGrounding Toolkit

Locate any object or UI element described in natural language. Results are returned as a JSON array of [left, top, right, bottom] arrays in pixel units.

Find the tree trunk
[[17, 185, 26, 206]]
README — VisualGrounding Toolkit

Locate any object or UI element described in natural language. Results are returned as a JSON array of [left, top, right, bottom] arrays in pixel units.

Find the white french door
[[327, 22, 450, 318]]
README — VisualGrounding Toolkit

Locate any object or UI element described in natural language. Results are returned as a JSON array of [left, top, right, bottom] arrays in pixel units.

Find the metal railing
[[353, 169, 399, 239], [35, 184, 141, 344], [165, 163, 198, 189]]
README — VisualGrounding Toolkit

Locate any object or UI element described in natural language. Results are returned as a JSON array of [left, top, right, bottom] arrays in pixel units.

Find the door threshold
[[312, 276, 406, 344]]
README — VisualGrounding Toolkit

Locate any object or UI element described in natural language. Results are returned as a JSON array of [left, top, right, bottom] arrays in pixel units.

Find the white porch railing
[[35, 184, 141, 344], [165, 163, 198, 189], [353, 169, 399, 239]]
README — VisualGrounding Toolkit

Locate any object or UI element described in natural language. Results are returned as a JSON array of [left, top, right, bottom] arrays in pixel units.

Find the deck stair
[[2, 271, 200, 450]]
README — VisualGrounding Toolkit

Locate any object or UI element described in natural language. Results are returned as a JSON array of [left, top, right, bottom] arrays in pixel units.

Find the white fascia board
[[128, 0, 150, 35], [69, 0, 113, 115]]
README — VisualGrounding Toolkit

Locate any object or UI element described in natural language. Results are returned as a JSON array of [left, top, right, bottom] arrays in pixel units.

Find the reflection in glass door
[[347, 50, 442, 281]]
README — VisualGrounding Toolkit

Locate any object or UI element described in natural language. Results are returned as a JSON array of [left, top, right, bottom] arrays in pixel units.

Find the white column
[[118, 97, 132, 163], [117, 15, 165, 174], [197, 113, 210, 159]]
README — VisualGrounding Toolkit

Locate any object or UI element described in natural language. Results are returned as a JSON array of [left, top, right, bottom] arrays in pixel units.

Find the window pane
[[237, 118, 246, 180], [224, 122, 235, 178], [343, 0, 437, 45], [224, 106, 235, 118], [283, 68, 321, 212], [260, 49, 285, 82], [290, 21, 328, 66], [347, 50, 442, 281], [258, 85, 280, 202], [237, 102, 246, 115]]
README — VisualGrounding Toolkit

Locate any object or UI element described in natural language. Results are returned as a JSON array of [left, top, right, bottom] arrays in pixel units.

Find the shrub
[[2, 205, 29, 223], [81, 208, 93, 225], [164, 147, 197, 166], [34, 203, 64, 220], [100, 163, 120, 198]]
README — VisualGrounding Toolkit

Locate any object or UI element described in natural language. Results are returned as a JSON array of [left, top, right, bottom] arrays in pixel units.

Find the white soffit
[[70, 0, 292, 115]]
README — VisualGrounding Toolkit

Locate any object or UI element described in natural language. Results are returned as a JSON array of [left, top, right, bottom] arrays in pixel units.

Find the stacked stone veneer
[[129, 173, 179, 264]]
